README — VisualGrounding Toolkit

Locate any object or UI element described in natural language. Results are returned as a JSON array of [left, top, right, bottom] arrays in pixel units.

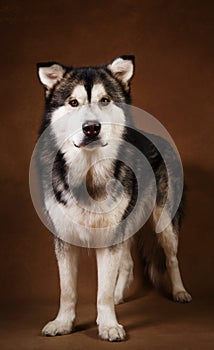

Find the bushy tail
[[138, 228, 167, 288]]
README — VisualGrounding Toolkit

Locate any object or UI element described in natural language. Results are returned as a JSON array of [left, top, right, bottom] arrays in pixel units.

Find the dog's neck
[[68, 156, 115, 202]]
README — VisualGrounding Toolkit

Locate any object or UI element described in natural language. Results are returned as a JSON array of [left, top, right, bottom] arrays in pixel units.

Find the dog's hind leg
[[114, 239, 133, 305], [153, 207, 192, 303], [96, 243, 126, 341], [42, 239, 79, 336]]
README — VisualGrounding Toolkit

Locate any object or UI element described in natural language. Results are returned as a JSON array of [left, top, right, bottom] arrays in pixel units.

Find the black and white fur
[[36, 56, 192, 342]]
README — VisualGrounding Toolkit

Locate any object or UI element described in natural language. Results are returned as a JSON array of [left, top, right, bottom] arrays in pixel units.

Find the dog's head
[[37, 56, 135, 152]]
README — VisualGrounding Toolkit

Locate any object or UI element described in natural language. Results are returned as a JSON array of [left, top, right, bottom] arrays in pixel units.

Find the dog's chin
[[73, 139, 108, 151]]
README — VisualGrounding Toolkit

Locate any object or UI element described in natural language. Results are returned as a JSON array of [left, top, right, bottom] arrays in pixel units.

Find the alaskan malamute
[[36, 56, 192, 341]]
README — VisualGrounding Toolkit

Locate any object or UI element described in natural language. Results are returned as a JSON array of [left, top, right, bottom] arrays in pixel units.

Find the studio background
[[0, 1, 213, 349]]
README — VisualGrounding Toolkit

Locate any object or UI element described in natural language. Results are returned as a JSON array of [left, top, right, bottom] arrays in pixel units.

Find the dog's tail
[[138, 228, 167, 288]]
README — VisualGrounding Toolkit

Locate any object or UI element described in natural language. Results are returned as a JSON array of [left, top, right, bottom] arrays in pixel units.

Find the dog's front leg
[[96, 244, 126, 342], [42, 239, 79, 336]]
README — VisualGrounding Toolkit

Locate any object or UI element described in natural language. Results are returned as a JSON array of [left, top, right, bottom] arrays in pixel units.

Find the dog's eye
[[69, 99, 79, 107], [100, 97, 111, 106]]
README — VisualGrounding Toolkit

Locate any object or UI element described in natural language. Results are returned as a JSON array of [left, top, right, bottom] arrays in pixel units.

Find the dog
[[35, 55, 192, 342]]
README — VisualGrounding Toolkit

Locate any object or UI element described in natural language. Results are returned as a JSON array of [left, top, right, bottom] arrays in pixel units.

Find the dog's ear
[[107, 55, 135, 86], [37, 62, 66, 90]]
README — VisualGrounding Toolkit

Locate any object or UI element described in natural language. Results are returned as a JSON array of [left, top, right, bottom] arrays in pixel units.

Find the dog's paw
[[42, 319, 73, 336], [173, 290, 192, 303], [99, 324, 126, 342]]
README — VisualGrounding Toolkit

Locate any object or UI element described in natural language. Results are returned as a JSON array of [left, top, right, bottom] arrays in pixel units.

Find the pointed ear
[[107, 55, 135, 85], [37, 62, 66, 89]]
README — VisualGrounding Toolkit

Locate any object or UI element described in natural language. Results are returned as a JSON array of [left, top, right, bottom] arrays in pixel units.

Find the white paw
[[42, 319, 73, 336], [99, 324, 126, 342], [173, 290, 192, 303]]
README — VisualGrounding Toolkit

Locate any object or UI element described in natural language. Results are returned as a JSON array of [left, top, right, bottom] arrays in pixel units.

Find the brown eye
[[69, 99, 79, 107], [100, 97, 111, 106]]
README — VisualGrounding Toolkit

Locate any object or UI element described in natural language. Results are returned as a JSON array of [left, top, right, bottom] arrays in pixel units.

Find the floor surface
[[1, 290, 213, 350]]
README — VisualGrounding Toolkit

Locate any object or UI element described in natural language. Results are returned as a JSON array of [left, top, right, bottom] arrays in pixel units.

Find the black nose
[[82, 121, 101, 137]]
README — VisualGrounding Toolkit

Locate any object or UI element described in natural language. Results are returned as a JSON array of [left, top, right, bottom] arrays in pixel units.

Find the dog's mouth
[[73, 137, 108, 149]]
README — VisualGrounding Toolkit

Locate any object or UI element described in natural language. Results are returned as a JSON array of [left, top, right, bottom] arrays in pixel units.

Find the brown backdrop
[[0, 1, 214, 349]]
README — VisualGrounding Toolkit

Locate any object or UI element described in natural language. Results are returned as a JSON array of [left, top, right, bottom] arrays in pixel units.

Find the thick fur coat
[[36, 56, 191, 341]]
